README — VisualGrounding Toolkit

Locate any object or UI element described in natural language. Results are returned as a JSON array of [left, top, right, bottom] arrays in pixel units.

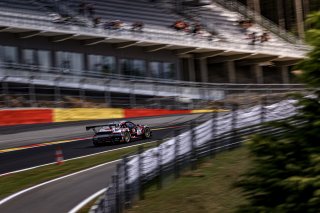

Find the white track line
[[0, 139, 168, 205], [68, 188, 107, 213], [0, 160, 119, 206], [0, 140, 162, 177]]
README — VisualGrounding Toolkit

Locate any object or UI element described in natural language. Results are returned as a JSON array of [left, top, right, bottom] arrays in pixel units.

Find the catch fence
[[89, 98, 299, 213]]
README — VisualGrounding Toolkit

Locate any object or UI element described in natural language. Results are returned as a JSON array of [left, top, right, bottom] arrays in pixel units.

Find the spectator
[[171, 20, 188, 31], [260, 32, 270, 43], [192, 22, 202, 35], [78, 1, 86, 15], [87, 4, 95, 18], [104, 20, 113, 30], [93, 17, 101, 28], [131, 21, 144, 32], [249, 32, 258, 45]]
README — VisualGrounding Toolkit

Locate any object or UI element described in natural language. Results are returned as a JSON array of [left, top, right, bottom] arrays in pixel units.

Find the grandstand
[[0, 0, 309, 108]]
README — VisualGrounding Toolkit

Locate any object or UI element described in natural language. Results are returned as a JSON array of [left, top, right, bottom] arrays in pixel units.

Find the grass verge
[[0, 142, 157, 200], [128, 147, 250, 213]]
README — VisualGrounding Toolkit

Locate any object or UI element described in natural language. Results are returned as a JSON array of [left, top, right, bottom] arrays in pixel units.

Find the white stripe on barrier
[[126, 99, 298, 184], [68, 188, 107, 213]]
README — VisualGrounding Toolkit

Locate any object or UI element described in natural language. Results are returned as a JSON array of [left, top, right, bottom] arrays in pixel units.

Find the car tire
[[124, 131, 131, 143], [143, 127, 151, 139], [93, 141, 99, 147]]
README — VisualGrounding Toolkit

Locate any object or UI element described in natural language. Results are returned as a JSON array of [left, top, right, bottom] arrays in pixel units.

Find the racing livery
[[86, 121, 152, 146]]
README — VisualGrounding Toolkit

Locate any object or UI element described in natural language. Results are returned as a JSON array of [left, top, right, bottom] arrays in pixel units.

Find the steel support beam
[[52, 34, 75, 42], [208, 53, 253, 63], [144, 44, 169, 52], [114, 41, 138, 49], [83, 38, 106, 45], [273, 59, 301, 67], [175, 48, 197, 55], [237, 56, 279, 66], [18, 31, 42, 39], [195, 50, 225, 59]]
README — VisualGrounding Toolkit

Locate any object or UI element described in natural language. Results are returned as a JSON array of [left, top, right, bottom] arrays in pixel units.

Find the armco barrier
[[0, 108, 217, 126], [0, 109, 53, 126], [91, 99, 299, 213]]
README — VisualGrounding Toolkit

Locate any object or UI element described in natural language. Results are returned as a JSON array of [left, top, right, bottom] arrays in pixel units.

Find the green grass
[[128, 147, 250, 213], [0, 142, 157, 200]]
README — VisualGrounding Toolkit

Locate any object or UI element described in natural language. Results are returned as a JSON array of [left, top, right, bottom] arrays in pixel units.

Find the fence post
[[210, 112, 217, 158], [260, 96, 266, 124], [190, 121, 197, 170], [122, 155, 131, 209], [174, 129, 180, 178], [157, 140, 163, 190], [112, 175, 118, 213], [115, 163, 122, 213], [138, 145, 144, 200], [231, 103, 238, 149]]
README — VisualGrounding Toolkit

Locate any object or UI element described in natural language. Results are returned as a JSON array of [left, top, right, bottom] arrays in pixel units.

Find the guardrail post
[[115, 163, 122, 213], [112, 175, 118, 213], [190, 121, 198, 170], [122, 155, 131, 209], [157, 140, 163, 190], [210, 112, 217, 158], [174, 129, 180, 178], [138, 145, 144, 200]]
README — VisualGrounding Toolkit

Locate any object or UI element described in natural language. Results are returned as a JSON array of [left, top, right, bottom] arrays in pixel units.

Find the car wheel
[[143, 128, 151, 139], [93, 141, 99, 147], [124, 131, 131, 143]]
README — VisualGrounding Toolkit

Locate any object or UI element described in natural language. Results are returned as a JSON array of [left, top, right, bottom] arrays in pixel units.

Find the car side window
[[126, 122, 135, 129]]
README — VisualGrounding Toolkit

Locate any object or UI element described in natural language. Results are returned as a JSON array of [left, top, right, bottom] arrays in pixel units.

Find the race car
[[86, 121, 152, 146]]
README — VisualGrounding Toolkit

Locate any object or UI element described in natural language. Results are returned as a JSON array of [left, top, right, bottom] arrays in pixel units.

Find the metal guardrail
[[213, 0, 303, 45], [0, 6, 309, 58], [90, 98, 299, 213], [0, 62, 307, 109]]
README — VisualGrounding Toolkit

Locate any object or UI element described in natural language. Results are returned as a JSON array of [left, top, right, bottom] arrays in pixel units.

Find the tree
[[236, 12, 320, 213]]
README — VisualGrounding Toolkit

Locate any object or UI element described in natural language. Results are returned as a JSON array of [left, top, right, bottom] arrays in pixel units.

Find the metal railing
[[0, 62, 307, 109], [90, 98, 300, 213], [213, 0, 303, 45], [0, 7, 309, 58]]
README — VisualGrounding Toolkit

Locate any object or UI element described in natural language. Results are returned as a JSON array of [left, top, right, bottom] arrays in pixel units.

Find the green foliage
[[296, 12, 320, 88], [236, 12, 320, 213]]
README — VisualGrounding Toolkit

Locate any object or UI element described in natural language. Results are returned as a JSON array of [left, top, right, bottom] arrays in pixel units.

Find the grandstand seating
[[0, 0, 308, 98], [67, 0, 181, 29]]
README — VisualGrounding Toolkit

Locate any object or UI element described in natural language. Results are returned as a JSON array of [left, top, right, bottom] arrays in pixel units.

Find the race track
[[0, 113, 208, 213]]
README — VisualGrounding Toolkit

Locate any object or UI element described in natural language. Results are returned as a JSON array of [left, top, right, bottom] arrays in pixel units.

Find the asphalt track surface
[[0, 113, 209, 213]]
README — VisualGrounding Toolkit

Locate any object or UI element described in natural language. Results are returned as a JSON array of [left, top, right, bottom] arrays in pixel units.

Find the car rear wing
[[86, 124, 119, 133], [86, 125, 106, 133]]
